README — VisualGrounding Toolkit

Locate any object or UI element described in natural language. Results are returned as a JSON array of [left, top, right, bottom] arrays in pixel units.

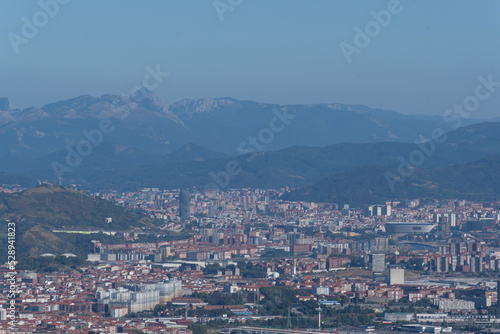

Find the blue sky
[[1, 0, 499, 117]]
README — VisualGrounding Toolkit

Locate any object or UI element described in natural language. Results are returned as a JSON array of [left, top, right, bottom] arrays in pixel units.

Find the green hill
[[0, 184, 155, 230], [0, 184, 159, 261]]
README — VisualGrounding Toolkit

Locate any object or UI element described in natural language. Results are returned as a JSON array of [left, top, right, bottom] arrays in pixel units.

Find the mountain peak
[[33, 92, 183, 123], [41, 95, 98, 116], [170, 97, 239, 119]]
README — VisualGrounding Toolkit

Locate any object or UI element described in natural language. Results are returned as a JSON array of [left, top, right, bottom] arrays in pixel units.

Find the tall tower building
[[179, 190, 190, 220], [371, 253, 386, 273], [497, 281, 500, 307]]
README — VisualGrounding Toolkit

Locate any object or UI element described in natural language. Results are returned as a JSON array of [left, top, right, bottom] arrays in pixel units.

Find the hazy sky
[[1, 0, 499, 117]]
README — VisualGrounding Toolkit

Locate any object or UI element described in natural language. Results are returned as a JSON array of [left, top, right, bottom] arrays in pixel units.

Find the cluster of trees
[[191, 292, 242, 306], [256, 287, 377, 327], [263, 248, 290, 259], [387, 298, 438, 314], [488, 306, 500, 316], [203, 263, 222, 275], [16, 255, 86, 272], [188, 323, 207, 334], [236, 261, 267, 278], [259, 286, 309, 316], [321, 305, 374, 327]]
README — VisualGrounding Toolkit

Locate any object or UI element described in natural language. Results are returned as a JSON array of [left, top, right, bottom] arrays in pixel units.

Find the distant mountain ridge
[[0, 93, 478, 174], [282, 153, 500, 207], [45, 121, 500, 195]]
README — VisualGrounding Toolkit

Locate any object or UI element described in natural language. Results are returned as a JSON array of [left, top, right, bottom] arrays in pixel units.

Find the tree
[[189, 322, 207, 334], [154, 304, 166, 316]]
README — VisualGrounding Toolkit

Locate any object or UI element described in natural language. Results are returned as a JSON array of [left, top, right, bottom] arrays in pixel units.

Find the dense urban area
[[3, 184, 500, 334]]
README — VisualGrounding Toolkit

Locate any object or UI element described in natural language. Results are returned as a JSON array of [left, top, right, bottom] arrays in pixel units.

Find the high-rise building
[[371, 253, 386, 273], [384, 205, 392, 216], [366, 205, 392, 217], [179, 190, 190, 219], [372, 237, 389, 251], [470, 256, 483, 273], [160, 246, 171, 260], [287, 232, 303, 245], [449, 213, 457, 227], [434, 213, 457, 227], [435, 257, 449, 272], [209, 204, 216, 218], [497, 281, 500, 307]]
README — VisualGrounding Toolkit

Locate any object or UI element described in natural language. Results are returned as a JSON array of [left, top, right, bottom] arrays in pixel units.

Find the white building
[[435, 298, 475, 312], [97, 280, 182, 315], [313, 286, 330, 295], [389, 268, 405, 285]]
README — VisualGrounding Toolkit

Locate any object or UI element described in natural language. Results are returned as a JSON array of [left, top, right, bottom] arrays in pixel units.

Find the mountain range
[[1, 94, 500, 206], [0, 93, 483, 173], [39, 121, 500, 195]]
